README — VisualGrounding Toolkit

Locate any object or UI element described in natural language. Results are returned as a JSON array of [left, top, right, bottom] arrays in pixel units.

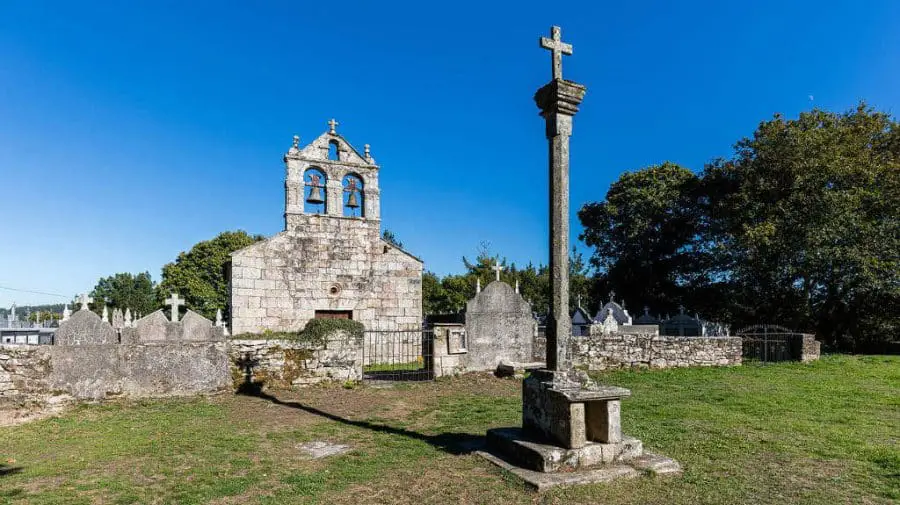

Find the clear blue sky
[[1, 0, 898, 307]]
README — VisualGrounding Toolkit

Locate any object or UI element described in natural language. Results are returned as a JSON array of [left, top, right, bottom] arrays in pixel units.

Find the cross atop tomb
[[328, 118, 339, 134], [540, 26, 573, 81], [492, 261, 504, 281], [77, 293, 93, 311], [165, 293, 185, 322]]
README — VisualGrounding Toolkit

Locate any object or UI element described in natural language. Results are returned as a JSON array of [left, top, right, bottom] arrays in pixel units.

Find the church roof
[[572, 306, 592, 325], [381, 239, 424, 264]]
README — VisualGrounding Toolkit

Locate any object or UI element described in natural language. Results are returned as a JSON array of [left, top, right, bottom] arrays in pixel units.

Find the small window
[[328, 140, 340, 161], [314, 310, 352, 320]]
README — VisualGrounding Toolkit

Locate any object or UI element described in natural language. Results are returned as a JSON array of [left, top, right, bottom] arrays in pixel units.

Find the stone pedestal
[[522, 369, 627, 448], [480, 368, 682, 489]]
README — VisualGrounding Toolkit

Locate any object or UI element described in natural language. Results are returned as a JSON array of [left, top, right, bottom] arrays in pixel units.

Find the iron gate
[[737, 324, 799, 363], [362, 329, 434, 381]]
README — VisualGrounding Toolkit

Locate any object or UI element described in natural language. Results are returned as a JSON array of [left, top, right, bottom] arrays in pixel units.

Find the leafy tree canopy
[[579, 103, 899, 351], [159, 230, 264, 320], [90, 272, 158, 315]]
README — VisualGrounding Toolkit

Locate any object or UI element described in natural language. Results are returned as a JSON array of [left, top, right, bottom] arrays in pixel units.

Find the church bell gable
[[283, 120, 381, 228]]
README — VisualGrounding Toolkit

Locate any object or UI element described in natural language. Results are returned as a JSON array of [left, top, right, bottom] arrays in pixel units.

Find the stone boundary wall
[[1, 341, 230, 412], [0, 345, 59, 410], [571, 332, 742, 371], [229, 333, 362, 390], [49, 342, 230, 400]]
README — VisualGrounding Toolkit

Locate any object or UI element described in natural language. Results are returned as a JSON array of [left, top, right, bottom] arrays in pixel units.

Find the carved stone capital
[[534, 79, 587, 118]]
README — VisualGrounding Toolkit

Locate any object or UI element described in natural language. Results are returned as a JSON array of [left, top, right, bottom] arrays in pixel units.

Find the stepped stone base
[[480, 427, 681, 490], [486, 427, 643, 472]]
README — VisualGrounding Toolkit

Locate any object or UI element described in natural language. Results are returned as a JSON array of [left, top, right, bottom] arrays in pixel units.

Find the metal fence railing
[[362, 329, 434, 381]]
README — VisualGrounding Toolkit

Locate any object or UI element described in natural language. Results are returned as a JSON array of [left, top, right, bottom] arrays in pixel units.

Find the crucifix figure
[[77, 293, 93, 311], [492, 261, 504, 281], [328, 118, 339, 134], [165, 293, 185, 323], [540, 26, 573, 81]]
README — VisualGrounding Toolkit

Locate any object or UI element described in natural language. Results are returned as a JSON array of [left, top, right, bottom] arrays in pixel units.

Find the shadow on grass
[[235, 353, 484, 456], [0, 464, 23, 477]]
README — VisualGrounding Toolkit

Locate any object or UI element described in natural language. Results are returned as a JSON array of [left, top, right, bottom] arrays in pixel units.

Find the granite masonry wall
[[0, 307, 232, 414], [229, 332, 363, 389], [528, 324, 743, 370], [229, 218, 423, 335], [798, 334, 821, 362], [0, 345, 57, 409], [569, 327, 743, 370]]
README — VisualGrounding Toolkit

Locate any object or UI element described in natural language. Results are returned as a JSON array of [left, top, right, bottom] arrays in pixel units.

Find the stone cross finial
[[292, 135, 300, 148], [165, 293, 185, 323], [328, 118, 339, 134], [679, 305, 685, 315], [492, 261, 504, 281], [644, 305, 650, 316], [77, 294, 93, 311], [364, 144, 371, 160], [609, 290, 616, 302], [540, 26, 573, 81], [62, 303, 71, 322]]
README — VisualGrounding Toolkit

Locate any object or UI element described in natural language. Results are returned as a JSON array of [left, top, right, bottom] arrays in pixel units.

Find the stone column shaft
[[535, 79, 586, 372]]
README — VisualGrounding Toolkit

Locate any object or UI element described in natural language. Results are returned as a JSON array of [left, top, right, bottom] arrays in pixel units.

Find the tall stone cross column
[[536, 26, 586, 372]]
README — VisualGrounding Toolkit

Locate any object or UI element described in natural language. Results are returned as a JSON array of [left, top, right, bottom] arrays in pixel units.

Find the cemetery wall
[[229, 332, 363, 389], [570, 328, 742, 370], [230, 215, 422, 335], [48, 342, 230, 400], [0, 345, 57, 409]]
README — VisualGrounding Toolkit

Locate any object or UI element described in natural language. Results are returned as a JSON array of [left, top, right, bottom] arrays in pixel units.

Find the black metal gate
[[362, 329, 434, 381], [737, 324, 798, 363]]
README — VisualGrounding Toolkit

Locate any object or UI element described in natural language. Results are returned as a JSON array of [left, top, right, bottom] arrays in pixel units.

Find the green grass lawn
[[363, 360, 423, 373], [1, 355, 897, 504]]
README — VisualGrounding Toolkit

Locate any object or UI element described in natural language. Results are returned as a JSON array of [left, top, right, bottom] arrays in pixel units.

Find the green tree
[[704, 104, 899, 350], [90, 272, 158, 315], [578, 162, 704, 315], [421, 242, 591, 318], [382, 229, 403, 249], [159, 230, 264, 320]]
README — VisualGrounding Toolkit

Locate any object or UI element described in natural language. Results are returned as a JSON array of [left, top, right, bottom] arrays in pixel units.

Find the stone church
[[228, 121, 423, 334]]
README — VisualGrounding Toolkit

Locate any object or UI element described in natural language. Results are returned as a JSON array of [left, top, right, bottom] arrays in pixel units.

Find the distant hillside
[[0, 303, 67, 318]]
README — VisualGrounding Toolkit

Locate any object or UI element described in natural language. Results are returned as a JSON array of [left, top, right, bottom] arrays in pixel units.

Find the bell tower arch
[[283, 120, 381, 230]]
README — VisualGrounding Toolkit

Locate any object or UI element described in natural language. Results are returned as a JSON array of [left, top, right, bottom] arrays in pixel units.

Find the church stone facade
[[228, 123, 423, 334]]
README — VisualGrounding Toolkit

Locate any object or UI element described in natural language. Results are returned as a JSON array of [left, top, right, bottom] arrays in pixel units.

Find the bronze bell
[[306, 173, 324, 204], [306, 184, 324, 204], [346, 189, 360, 208]]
